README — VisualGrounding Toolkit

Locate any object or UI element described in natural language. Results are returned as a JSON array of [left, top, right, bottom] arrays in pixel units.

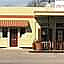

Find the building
[[34, 8, 64, 42], [0, 0, 64, 48], [0, 7, 64, 48], [0, 7, 36, 48]]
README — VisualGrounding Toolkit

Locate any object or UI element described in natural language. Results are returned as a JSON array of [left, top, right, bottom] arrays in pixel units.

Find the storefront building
[[0, 7, 38, 48], [0, 0, 64, 48], [0, 7, 64, 48], [34, 7, 64, 42]]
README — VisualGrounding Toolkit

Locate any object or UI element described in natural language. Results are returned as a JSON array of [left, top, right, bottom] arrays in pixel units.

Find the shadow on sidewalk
[[29, 50, 64, 53]]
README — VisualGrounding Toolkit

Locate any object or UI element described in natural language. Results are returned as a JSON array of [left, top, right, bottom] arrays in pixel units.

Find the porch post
[[8, 28, 10, 47], [18, 28, 20, 48], [52, 17, 56, 41]]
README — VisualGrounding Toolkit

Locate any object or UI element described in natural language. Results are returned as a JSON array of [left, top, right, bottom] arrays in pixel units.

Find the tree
[[27, 0, 54, 7]]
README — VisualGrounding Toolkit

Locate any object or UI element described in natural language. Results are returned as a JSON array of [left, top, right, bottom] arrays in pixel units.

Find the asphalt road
[[0, 48, 64, 64]]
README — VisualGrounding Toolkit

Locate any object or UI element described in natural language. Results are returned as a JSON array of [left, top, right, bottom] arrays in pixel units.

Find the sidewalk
[[29, 49, 64, 53], [0, 48, 64, 64], [1, 47, 64, 53], [1, 47, 32, 52]]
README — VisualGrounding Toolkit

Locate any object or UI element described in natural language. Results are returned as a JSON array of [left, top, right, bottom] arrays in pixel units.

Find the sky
[[0, 0, 32, 6], [0, 0, 55, 6]]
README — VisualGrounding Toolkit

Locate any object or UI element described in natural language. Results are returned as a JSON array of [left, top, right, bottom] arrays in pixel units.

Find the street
[[0, 48, 64, 64]]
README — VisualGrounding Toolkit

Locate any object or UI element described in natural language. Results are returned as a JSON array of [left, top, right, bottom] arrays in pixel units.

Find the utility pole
[[33, 0, 36, 7], [37, 0, 39, 6], [48, 0, 50, 3]]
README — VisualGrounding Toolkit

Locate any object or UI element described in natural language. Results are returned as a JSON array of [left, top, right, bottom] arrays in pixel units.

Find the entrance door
[[56, 29, 64, 41], [10, 28, 18, 47]]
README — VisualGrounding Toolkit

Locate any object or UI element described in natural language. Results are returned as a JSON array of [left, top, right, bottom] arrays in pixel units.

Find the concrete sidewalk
[[1, 47, 64, 53], [1, 47, 33, 53], [29, 49, 64, 53], [0, 48, 64, 64]]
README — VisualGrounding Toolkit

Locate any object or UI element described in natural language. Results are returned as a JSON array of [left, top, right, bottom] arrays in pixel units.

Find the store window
[[41, 28, 48, 41], [20, 24, 32, 37], [2, 27, 8, 38], [25, 26, 32, 32], [20, 27, 25, 37], [37, 16, 53, 41]]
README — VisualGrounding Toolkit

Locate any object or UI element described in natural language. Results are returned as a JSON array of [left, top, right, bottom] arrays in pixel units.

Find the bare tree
[[27, 0, 54, 7]]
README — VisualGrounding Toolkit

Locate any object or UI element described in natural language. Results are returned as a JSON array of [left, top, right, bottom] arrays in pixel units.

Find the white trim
[[18, 29, 20, 48], [8, 28, 10, 47]]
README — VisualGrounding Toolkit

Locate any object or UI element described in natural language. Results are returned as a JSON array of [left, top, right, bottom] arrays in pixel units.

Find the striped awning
[[0, 20, 28, 27]]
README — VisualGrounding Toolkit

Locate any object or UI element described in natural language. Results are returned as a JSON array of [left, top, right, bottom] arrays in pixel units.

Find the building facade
[[0, 7, 37, 48], [34, 7, 64, 42], [0, 5, 64, 48]]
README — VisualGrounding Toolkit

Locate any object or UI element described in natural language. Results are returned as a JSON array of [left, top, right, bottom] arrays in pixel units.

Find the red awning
[[0, 15, 34, 18], [0, 20, 28, 27]]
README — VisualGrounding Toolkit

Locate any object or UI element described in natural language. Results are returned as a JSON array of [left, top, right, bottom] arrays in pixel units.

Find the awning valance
[[0, 20, 28, 27]]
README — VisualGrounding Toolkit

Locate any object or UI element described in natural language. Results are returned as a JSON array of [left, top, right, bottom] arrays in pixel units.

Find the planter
[[35, 40, 42, 50]]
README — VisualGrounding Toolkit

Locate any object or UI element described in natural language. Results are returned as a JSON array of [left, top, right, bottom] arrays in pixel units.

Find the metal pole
[[33, 0, 36, 7], [48, 0, 50, 3], [37, 0, 39, 7], [48, 16, 49, 41]]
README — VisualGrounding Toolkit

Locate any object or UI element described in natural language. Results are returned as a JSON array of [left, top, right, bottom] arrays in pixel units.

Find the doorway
[[10, 28, 18, 47]]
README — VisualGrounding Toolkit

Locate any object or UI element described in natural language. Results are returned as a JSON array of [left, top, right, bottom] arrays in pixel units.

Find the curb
[[29, 50, 64, 53]]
